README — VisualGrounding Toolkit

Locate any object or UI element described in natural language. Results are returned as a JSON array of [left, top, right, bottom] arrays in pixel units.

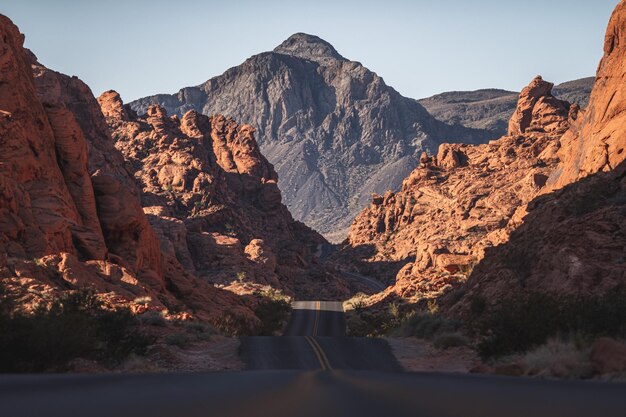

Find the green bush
[[392, 312, 459, 339], [475, 289, 626, 359], [253, 298, 291, 336], [0, 289, 152, 372]]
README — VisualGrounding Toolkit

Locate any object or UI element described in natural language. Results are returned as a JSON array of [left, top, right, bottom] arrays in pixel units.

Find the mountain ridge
[[129, 33, 494, 241], [418, 77, 594, 138]]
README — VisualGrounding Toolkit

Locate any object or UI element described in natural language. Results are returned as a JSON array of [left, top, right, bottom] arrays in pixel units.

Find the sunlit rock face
[[129, 33, 493, 242], [99, 91, 349, 300]]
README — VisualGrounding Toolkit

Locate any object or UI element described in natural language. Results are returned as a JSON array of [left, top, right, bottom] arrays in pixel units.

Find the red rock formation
[[0, 15, 103, 261], [452, 1, 626, 310], [98, 92, 348, 299], [341, 1, 626, 311], [0, 15, 260, 331], [507, 76, 570, 136], [341, 76, 572, 302], [550, 1, 626, 188], [456, 160, 625, 311]]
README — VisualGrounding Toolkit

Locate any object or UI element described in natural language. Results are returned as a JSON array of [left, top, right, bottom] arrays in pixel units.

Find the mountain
[[418, 77, 594, 139], [460, 0, 626, 315], [129, 33, 492, 242], [341, 76, 576, 300], [0, 13, 263, 330], [0, 14, 347, 340], [98, 92, 348, 300], [339, 0, 626, 311]]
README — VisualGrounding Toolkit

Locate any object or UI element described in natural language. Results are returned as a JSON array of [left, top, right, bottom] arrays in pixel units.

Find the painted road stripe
[[312, 300, 320, 336], [305, 336, 326, 370], [305, 336, 332, 370], [308, 336, 332, 370]]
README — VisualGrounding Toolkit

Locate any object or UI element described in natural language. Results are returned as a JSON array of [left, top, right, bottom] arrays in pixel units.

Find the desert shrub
[[139, 310, 167, 327], [164, 332, 191, 348], [343, 293, 369, 311], [475, 289, 626, 359], [519, 336, 593, 379], [346, 306, 403, 337], [392, 312, 459, 339], [184, 322, 217, 341], [213, 311, 255, 336], [258, 286, 291, 304], [253, 297, 291, 336], [0, 289, 152, 372], [433, 332, 469, 350]]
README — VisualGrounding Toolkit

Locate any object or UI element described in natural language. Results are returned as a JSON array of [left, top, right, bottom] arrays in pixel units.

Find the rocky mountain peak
[[129, 31, 493, 242], [273, 32, 345, 62]]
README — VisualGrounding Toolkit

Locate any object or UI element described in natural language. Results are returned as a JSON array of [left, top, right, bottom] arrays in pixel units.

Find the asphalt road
[[340, 271, 388, 292], [240, 301, 402, 372], [2, 370, 625, 417], [2, 300, 625, 416]]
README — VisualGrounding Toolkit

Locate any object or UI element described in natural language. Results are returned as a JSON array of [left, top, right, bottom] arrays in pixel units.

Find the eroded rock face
[[99, 92, 348, 299], [129, 34, 493, 242], [341, 1, 626, 311], [457, 159, 626, 311], [454, 2, 626, 310], [340, 76, 572, 301], [0, 15, 105, 262], [550, 1, 626, 189], [0, 15, 260, 330], [507, 76, 571, 136]]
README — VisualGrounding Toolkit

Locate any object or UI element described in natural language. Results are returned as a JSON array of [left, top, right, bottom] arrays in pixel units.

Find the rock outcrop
[[550, 1, 626, 189], [341, 76, 574, 301], [341, 1, 626, 311], [129, 34, 493, 242], [99, 92, 348, 299], [0, 15, 262, 331], [457, 2, 626, 308], [457, 159, 625, 310], [418, 78, 593, 139]]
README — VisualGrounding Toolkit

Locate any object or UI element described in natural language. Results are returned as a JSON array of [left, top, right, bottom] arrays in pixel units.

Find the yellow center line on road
[[312, 300, 320, 336], [305, 301, 332, 370], [308, 336, 332, 370], [305, 335, 332, 371]]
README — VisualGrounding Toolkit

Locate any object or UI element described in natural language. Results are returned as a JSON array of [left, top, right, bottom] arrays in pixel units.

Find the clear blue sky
[[1, 0, 618, 102]]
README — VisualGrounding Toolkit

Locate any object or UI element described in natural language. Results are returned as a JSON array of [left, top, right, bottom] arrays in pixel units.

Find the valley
[[0, 1, 625, 415]]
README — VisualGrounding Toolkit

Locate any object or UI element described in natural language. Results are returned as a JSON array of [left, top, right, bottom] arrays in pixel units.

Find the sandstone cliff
[[99, 92, 347, 300], [458, 1, 626, 308], [550, 1, 626, 189], [129, 33, 492, 242], [342, 1, 626, 311], [0, 15, 262, 331], [342, 76, 574, 302]]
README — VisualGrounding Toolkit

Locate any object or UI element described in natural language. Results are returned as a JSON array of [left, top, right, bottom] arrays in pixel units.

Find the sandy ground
[[385, 337, 480, 373], [144, 336, 244, 372]]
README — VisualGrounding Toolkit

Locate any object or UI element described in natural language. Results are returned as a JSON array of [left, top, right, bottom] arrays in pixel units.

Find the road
[[2, 370, 625, 417], [2, 301, 625, 417], [240, 301, 401, 371], [340, 270, 388, 292]]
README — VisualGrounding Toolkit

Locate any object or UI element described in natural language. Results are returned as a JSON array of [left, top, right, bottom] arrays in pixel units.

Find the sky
[[1, 0, 618, 102]]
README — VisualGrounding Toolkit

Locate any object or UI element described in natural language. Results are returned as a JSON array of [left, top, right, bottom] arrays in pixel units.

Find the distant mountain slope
[[129, 34, 491, 242], [418, 77, 594, 138]]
